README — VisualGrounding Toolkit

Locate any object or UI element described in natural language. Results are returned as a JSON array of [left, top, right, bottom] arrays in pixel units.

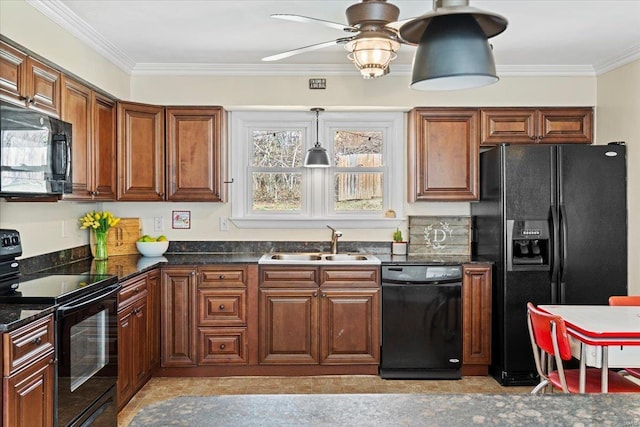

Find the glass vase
[[93, 230, 108, 260]]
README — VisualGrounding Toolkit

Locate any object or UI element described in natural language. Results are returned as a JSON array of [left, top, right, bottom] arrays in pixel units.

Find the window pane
[[334, 130, 383, 166], [334, 172, 383, 211], [252, 130, 303, 167], [252, 172, 302, 211]]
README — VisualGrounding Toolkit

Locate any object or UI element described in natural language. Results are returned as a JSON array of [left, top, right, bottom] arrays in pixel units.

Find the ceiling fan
[[262, 0, 408, 79]]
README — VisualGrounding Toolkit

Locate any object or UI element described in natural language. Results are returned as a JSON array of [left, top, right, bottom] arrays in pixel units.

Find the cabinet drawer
[[260, 267, 318, 288], [320, 267, 379, 288], [118, 275, 148, 309], [199, 266, 246, 288], [197, 327, 247, 364], [198, 289, 246, 326], [4, 314, 55, 375]]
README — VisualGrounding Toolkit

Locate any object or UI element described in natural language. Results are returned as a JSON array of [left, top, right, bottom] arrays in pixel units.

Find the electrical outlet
[[219, 217, 229, 231], [61, 220, 67, 238], [154, 217, 164, 232]]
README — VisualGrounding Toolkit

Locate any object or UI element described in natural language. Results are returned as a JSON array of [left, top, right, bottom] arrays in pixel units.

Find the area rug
[[128, 393, 640, 426]]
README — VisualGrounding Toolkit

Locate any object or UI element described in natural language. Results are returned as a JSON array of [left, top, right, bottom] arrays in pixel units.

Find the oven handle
[[58, 283, 120, 316]]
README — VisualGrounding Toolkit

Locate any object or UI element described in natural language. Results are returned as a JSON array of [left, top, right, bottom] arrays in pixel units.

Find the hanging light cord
[[314, 109, 321, 147]]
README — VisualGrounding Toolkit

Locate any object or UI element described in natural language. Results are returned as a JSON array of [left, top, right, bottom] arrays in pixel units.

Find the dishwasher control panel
[[382, 265, 462, 283]]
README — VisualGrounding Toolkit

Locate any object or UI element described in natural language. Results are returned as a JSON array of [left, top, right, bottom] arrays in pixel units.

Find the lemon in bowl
[[136, 235, 169, 257]]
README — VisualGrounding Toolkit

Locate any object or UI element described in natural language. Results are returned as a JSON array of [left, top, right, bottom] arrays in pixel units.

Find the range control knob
[[11, 236, 19, 245], [1, 237, 11, 247]]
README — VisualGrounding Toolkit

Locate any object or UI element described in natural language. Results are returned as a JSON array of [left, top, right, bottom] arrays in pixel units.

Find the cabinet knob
[[219, 344, 226, 350], [32, 336, 42, 345], [219, 304, 225, 310], [321, 293, 327, 298], [134, 287, 140, 293], [219, 275, 225, 280], [312, 292, 318, 297], [190, 271, 196, 276]]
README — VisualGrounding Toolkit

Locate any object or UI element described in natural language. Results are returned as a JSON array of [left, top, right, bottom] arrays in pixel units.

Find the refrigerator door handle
[[559, 204, 568, 301], [550, 208, 560, 302]]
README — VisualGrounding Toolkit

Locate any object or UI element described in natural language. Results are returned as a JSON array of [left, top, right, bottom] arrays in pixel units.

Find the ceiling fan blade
[[271, 14, 358, 32], [262, 38, 352, 62]]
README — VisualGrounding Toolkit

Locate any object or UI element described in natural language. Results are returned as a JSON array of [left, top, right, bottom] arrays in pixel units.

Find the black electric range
[[0, 273, 119, 304]]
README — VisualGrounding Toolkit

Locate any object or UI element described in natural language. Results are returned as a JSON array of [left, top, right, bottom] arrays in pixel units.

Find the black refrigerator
[[471, 143, 627, 386]]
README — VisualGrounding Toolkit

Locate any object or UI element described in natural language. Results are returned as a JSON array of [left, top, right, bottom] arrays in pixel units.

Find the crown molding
[[593, 43, 640, 75], [26, 0, 135, 73]]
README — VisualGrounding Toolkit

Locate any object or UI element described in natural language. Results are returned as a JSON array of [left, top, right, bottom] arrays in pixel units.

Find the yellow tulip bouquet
[[79, 211, 120, 260]]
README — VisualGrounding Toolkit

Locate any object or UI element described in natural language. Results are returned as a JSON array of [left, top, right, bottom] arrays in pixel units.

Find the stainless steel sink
[[269, 253, 323, 261], [259, 252, 380, 265]]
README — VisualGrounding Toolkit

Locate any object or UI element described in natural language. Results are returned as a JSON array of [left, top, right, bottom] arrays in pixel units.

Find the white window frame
[[230, 111, 404, 229]]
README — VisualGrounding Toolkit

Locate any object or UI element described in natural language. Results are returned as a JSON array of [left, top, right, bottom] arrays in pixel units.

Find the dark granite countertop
[[0, 303, 56, 332]]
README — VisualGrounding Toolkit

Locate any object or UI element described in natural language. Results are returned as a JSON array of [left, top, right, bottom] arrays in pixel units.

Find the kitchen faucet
[[327, 225, 342, 254]]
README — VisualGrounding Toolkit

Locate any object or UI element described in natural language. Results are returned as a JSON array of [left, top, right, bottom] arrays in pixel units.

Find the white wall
[[596, 59, 640, 295]]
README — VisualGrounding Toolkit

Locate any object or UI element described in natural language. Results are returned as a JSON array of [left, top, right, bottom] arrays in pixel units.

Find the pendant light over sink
[[304, 108, 330, 168], [399, 0, 508, 91]]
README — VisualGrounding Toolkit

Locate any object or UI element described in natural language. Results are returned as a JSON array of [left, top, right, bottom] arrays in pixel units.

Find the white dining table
[[539, 305, 640, 393]]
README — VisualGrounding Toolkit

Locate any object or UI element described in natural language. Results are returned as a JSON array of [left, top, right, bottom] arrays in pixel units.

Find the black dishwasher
[[380, 265, 462, 379]]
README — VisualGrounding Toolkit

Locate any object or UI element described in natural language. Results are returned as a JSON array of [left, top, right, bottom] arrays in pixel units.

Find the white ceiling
[[28, 0, 640, 77]]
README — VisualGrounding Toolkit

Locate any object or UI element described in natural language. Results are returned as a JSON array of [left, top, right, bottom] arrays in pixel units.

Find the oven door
[[56, 283, 120, 427]]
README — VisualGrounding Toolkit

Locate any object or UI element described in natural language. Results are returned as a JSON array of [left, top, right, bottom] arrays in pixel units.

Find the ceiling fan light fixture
[[304, 108, 331, 168], [345, 37, 400, 79]]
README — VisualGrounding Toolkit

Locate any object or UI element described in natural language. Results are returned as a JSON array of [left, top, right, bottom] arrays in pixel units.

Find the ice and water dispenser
[[506, 220, 550, 271]]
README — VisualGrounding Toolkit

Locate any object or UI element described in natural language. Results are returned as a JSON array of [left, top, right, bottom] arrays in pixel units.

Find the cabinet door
[[147, 269, 161, 372], [117, 101, 165, 201], [259, 288, 318, 364], [117, 305, 134, 407], [320, 289, 380, 365], [25, 57, 60, 117], [4, 353, 55, 427], [166, 107, 226, 201], [462, 264, 492, 367], [0, 41, 27, 106], [480, 108, 537, 145], [408, 108, 479, 201], [537, 108, 592, 144], [61, 76, 93, 198], [161, 268, 197, 366], [92, 93, 117, 199]]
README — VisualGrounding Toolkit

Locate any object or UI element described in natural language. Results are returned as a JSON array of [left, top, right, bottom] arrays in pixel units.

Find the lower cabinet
[[2, 314, 55, 427], [117, 270, 160, 410], [462, 264, 492, 375], [161, 267, 198, 367], [259, 266, 380, 366]]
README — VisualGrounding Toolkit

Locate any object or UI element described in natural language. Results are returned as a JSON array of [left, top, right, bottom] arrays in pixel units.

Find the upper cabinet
[[166, 107, 227, 202], [0, 41, 61, 117], [117, 101, 166, 201], [481, 107, 593, 146], [61, 76, 117, 200], [408, 108, 479, 202]]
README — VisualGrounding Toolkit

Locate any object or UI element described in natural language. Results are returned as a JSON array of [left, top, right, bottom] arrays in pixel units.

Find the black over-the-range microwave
[[0, 101, 72, 197]]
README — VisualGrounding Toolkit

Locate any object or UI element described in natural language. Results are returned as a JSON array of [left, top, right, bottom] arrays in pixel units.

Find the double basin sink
[[258, 253, 381, 265]]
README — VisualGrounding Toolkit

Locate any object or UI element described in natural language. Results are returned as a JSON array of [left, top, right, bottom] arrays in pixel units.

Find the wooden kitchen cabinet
[[166, 107, 227, 202], [161, 267, 198, 367], [408, 108, 479, 201], [462, 264, 492, 375], [61, 75, 117, 200], [197, 266, 248, 365], [0, 41, 61, 117], [117, 101, 165, 201], [2, 314, 55, 427], [259, 266, 380, 366], [480, 107, 593, 145], [117, 274, 150, 409]]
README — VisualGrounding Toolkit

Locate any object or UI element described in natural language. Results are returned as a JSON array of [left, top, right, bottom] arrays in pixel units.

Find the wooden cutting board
[[91, 218, 141, 257]]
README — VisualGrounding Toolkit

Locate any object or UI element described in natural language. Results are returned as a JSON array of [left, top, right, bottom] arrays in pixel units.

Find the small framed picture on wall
[[172, 210, 191, 229]]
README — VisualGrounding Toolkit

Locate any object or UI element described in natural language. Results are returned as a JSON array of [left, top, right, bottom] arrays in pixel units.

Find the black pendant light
[[304, 108, 330, 168], [400, 0, 508, 91]]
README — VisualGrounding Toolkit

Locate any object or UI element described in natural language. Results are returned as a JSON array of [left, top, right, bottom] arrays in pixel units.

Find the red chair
[[526, 302, 640, 393], [608, 296, 640, 380]]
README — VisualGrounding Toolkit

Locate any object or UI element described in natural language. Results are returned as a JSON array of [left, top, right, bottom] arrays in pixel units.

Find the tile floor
[[118, 376, 532, 426]]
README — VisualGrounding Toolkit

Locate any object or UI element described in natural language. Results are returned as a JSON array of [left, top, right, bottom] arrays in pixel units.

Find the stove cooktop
[[0, 273, 118, 304]]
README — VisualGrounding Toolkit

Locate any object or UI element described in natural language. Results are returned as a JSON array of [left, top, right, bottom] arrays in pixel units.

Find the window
[[230, 111, 404, 228]]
